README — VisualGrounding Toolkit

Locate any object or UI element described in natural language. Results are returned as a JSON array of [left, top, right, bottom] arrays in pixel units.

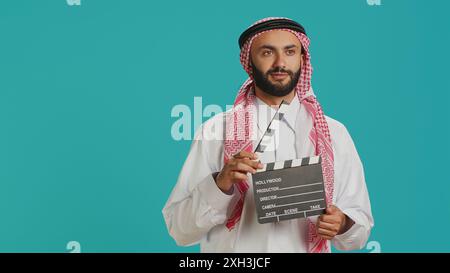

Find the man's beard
[[251, 62, 301, 97]]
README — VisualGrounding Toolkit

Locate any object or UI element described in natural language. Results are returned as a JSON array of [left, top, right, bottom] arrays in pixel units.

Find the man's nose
[[273, 54, 287, 69]]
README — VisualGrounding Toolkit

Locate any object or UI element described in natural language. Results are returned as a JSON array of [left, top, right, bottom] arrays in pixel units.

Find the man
[[163, 17, 374, 252]]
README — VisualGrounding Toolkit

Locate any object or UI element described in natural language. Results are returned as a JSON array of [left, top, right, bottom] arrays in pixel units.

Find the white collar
[[254, 94, 300, 134]]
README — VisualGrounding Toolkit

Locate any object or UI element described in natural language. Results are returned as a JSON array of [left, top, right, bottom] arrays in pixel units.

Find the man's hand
[[316, 205, 354, 240], [215, 151, 263, 194]]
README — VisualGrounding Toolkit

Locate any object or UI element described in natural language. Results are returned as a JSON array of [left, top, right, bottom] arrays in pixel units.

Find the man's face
[[250, 30, 303, 97]]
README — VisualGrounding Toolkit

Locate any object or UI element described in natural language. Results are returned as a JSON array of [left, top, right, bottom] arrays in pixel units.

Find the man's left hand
[[316, 205, 354, 240]]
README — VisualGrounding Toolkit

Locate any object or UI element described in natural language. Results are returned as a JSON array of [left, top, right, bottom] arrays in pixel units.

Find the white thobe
[[163, 94, 374, 252]]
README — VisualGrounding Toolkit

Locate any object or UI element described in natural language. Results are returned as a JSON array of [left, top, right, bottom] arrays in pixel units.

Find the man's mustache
[[266, 67, 293, 76]]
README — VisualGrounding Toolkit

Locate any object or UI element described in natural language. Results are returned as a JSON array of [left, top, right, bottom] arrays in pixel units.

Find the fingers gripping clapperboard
[[251, 100, 327, 224]]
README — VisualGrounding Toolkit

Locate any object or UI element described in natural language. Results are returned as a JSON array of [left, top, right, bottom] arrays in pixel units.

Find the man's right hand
[[215, 151, 264, 194]]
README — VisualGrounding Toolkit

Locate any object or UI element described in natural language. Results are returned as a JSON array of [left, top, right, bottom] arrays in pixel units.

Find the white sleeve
[[331, 124, 374, 251], [162, 124, 237, 246]]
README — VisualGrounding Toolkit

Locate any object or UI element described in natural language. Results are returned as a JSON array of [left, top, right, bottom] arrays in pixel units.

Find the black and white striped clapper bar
[[251, 100, 327, 224]]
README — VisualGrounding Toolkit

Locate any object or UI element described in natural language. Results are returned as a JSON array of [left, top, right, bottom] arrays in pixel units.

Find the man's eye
[[286, 50, 296, 55], [262, 51, 272, 56]]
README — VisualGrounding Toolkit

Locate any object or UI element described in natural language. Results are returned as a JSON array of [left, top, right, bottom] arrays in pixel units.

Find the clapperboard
[[251, 101, 327, 224]]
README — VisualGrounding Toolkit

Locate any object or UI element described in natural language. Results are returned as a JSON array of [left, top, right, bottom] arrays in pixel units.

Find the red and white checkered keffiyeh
[[224, 17, 334, 253]]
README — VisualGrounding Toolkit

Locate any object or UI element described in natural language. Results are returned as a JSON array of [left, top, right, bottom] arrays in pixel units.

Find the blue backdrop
[[0, 0, 449, 252]]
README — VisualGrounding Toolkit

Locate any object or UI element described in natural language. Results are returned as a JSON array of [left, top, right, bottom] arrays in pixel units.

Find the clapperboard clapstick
[[251, 100, 327, 224]]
